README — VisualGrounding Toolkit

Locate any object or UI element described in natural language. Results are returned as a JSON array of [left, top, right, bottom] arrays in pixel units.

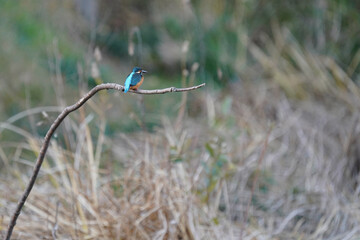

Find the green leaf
[[205, 142, 216, 158]]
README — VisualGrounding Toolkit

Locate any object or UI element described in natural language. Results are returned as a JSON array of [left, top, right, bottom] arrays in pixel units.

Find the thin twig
[[5, 82, 205, 240]]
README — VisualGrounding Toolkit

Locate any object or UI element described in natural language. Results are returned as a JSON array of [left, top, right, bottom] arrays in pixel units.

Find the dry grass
[[0, 107, 239, 239], [2, 30, 360, 239]]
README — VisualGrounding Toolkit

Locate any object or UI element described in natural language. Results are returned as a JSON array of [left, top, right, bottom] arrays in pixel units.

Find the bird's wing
[[124, 72, 134, 93], [130, 74, 142, 86]]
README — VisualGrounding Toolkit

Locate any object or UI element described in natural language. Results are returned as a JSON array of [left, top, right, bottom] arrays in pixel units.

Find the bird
[[124, 67, 147, 93]]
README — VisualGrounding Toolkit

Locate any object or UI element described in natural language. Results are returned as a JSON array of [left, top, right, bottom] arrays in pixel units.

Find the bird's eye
[[137, 70, 141, 74]]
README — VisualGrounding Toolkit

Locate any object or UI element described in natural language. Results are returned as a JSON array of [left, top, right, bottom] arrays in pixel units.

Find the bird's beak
[[142, 70, 147, 73]]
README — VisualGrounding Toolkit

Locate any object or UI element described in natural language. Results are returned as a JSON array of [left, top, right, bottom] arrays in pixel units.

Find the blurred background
[[1, 0, 360, 239]]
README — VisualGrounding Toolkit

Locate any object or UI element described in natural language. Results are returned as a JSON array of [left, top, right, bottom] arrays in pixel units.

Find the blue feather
[[124, 72, 134, 93], [130, 74, 142, 86]]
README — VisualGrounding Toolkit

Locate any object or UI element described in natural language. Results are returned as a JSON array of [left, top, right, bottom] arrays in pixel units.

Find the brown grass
[[2, 29, 360, 239]]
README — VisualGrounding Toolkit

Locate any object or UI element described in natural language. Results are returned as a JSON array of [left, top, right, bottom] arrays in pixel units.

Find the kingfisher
[[124, 67, 147, 93]]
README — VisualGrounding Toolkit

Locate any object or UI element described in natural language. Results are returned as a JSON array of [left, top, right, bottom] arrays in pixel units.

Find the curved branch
[[5, 82, 205, 240]]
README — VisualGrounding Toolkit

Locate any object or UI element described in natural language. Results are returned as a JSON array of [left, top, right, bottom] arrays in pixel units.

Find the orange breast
[[130, 76, 144, 90]]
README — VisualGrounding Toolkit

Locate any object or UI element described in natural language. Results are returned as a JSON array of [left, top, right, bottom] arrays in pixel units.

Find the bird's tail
[[124, 82, 130, 93]]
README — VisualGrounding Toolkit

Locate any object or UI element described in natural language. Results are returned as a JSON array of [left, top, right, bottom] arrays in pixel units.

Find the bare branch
[[5, 82, 205, 240]]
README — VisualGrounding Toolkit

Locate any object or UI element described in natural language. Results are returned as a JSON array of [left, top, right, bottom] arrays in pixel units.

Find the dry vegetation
[[1, 31, 360, 239], [1, 1, 360, 239]]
